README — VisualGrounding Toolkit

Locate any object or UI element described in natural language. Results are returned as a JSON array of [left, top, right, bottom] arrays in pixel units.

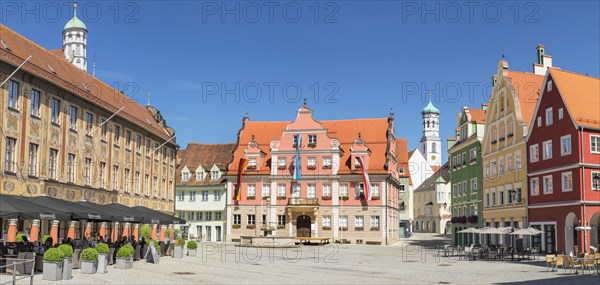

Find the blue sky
[[4, 1, 599, 161]]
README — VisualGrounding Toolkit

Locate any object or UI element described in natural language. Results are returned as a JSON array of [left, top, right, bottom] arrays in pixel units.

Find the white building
[[175, 143, 236, 242]]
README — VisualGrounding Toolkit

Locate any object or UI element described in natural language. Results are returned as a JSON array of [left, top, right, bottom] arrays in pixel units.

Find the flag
[[294, 134, 301, 181], [356, 156, 370, 199], [235, 158, 249, 201]]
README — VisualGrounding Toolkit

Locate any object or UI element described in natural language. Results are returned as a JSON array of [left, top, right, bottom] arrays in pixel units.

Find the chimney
[[533, 44, 553, 75]]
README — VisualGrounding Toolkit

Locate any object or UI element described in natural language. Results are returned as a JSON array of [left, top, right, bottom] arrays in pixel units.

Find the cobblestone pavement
[[6, 234, 599, 284]]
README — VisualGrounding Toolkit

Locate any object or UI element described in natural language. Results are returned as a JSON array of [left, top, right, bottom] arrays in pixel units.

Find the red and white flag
[[356, 156, 370, 199]]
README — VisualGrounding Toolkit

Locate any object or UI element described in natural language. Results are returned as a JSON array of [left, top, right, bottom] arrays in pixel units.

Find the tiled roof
[[396, 138, 409, 178], [414, 162, 450, 192], [0, 24, 174, 142], [506, 70, 544, 127], [469, 108, 486, 123], [548, 68, 600, 129], [228, 117, 399, 175], [176, 143, 237, 186]]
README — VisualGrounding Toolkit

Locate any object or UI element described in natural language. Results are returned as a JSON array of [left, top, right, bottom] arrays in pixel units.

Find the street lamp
[[575, 219, 592, 253]]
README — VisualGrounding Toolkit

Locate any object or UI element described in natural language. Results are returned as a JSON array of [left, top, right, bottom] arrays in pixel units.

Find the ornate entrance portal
[[296, 215, 311, 237]]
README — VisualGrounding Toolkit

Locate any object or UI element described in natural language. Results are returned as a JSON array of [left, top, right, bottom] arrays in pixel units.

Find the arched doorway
[[432, 221, 436, 233], [296, 215, 311, 237], [565, 213, 578, 255], [590, 212, 600, 250]]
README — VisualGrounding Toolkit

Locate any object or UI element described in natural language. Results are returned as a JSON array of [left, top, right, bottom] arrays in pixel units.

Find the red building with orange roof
[[225, 102, 409, 244], [526, 68, 600, 254]]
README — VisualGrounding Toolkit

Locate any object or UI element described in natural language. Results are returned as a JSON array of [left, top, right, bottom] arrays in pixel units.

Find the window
[[323, 157, 332, 168], [211, 170, 220, 180], [48, 149, 58, 179], [114, 125, 121, 146], [485, 193, 490, 207], [491, 191, 496, 206], [537, 117, 542, 127], [558, 108, 563, 120], [214, 190, 222, 200], [463, 181, 467, 195], [27, 143, 38, 177], [370, 183, 380, 197], [247, 184, 256, 197], [261, 214, 267, 225], [498, 157, 504, 175], [125, 130, 132, 149], [308, 157, 316, 167], [592, 172, 600, 191], [591, 136, 600, 154], [340, 184, 348, 197], [323, 184, 331, 197], [136, 135, 142, 152], [134, 171, 140, 194], [547, 81, 552, 92], [339, 215, 348, 228], [247, 214, 255, 225], [545, 108, 553, 126], [371, 216, 380, 228], [471, 178, 477, 192], [215, 212, 222, 220], [543, 175, 553, 194], [515, 151, 522, 169], [69, 106, 78, 130], [483, 163, 489, 178], [355, 215, 364, 228], [507, 188, 513, 204], [4, 137, 17, 173], [506, 154, 513, 172], [508, 121, 514, 136], [262, 184, 270, 198], [196, 170, 204, 181], [85, 112, 93, 135], [197, 212, 203, 220], [153, 177, 158, 197], [177, 191, 184, 201], [51, 98, 61, 124], [67, 153, 76, 183], [292, 184, 300, 198], [143, 174, 149, 195], [201, 190, 208, 201], [308, 135, 317, 145], [189, 191, 196, 202], [307, 184, 316, 198], [530, 144, 539, 162], [84, 158, 92, 185], [233, 214, 241, 225], [431, 142, 437, 153], [30, 89, 40, 117], [355, 183, 364, 198], [277, 184, 286, 197], [277, 157, 286, 167], [124, 169, 130, 193], [7, 80, 19, 109], [561, 172, 573, 192], [322, 216, 331, 227], [560, 135, 572, 156], [278, 215, 286, 226], [248, 158, 256, 166], [146, 139, 151, 156], [98, 162, 106, 188], [490, 160, 497, 176], [530, 178, 540, 196], [113, 165, 119, 190], [543, 140, 552, 160], [470, 148, 477, 162]]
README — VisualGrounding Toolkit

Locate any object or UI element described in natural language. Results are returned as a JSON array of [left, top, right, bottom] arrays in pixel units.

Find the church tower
[[63, 4, 87, 71], [420, 94, 441, 167]]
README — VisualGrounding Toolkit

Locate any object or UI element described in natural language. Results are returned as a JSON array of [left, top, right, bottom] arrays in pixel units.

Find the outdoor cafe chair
[[564, 255, 584, 274], [5, 252, 26, 275], [583, 254, 595, 273], [546, 254, 556, 271], [108, 248, 115, 265]]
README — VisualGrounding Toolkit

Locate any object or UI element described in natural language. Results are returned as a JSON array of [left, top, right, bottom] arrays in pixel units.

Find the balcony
[[287, 197, 319, 206]]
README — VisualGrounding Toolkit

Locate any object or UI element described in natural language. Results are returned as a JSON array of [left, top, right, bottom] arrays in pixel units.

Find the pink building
[[225, 102, 409, 245]]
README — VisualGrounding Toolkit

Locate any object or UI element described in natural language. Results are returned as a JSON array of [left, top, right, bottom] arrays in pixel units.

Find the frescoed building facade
[[175, 143, 236, 242], [225, 103, 407, 244], [526, 68, 600, 254], [481, 47, 546, 246], [448, 106, 486, 246]]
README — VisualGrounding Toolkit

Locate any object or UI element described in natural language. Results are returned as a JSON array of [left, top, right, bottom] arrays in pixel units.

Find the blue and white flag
[[294, 134, 301, 180]]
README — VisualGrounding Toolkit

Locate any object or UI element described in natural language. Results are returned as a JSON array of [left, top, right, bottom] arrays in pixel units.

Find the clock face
[[431, 155, 436, 160]]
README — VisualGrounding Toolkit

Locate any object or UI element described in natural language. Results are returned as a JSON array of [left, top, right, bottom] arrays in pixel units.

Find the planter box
[[173, 246, 184, 259], [97, 253, 108, 274], [62, 257, 72, 280], [43, 261, 63, 281], [80, 261, 97, 274], [188, 249, 197, 257], [116, 258, 133, 269]]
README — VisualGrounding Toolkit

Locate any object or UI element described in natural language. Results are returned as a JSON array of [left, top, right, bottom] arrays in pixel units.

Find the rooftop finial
[[251, 135, 255, 140], [428, 92, 433, 102], [303, 98, 307, 106], [74, 3, 78, 17], [358, 132, 362, 138]]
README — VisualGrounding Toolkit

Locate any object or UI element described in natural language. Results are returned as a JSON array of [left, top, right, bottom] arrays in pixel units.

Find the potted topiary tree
[[122, 244, 135, 262], [140, 224, 152, 239], [42, 248, 64, 281], [80, 248, 98, 274], [116, 247, 134, 269], [165, 228, 172, 242], [95, 242, 109, 274], [173, 238, 184, 259], [58, 244, 73, 280], [186, 240, 198, 257]]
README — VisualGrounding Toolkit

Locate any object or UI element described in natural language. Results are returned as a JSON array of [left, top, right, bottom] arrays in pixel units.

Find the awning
[[0, 194, 70, 220], [102, 203, 145, 223], [24, 196, 114, 221], [132, 206, 186, 225]]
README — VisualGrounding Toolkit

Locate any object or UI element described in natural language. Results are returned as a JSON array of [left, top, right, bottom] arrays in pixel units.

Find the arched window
[[431, 143, 437, 153], [427, 121, 430, 128]]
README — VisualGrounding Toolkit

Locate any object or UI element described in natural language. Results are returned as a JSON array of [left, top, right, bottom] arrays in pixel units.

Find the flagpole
[[0, 55, 32, 88]]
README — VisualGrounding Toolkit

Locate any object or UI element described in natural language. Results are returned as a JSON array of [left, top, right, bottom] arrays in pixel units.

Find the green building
[[447, 106, 486, 246]]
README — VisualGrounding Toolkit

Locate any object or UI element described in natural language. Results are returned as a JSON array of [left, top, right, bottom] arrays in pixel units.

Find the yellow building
[[482, 48, 548, 245], [0, 20, 177, 213]]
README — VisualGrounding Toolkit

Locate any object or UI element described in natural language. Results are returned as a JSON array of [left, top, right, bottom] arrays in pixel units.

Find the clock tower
[[420, 94, 441, 167]]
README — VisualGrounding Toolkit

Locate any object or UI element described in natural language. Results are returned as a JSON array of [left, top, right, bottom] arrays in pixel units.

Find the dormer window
[[211, 170, 220, 180], [247, 158, 257, 170], [196, 170, 204, 181], [182, 171, 190, 182], [399, 167, 405, 174]]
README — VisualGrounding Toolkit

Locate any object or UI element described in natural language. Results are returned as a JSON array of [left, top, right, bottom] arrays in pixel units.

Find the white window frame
[[370, 183, 380, 197], [7, 80, 20, 110], [323, 184, 331, 197], [277, 184, 286, 197], [322, 216, 331, 227], [27, 143, 38, 177], [561, 172, 573, 192], [247, 184, 256, 198], [543, 140, 552, 160], [307, 184, 316, 198], [543, 175, 553, 194], [591, 136, 600, 154], [261, 184, 270, 198], [530, 144, 539, 163], [471, 178, 477, 192], [50, 98, 61, 124], [355, 215, 364, 228], [371, 216, 380, 228], [561, 135, 572, 156], [308, 157, 316, 166], [277, 157, 286, 166], [558, 108, 563, 120], [545, 108, 553, 126], [67, 153, 76, 183], [69, 105, 78, 131], [182, 171, 190, 182], [30, 89, 41, 117], [592, 172, 600, 191], [340, 184, 348, 197]]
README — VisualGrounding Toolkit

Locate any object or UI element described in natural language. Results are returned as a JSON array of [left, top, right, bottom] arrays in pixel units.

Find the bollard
[[12, 261, 16, 285]]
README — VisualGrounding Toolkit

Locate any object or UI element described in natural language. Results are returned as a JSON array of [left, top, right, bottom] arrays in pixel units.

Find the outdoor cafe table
[[572, 257, 600, 275]]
